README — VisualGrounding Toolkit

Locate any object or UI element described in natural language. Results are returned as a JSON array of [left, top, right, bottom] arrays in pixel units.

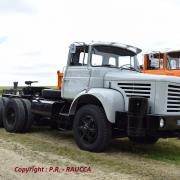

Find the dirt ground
[[0, 127, 179, 180], [0, 139, 135, 180]]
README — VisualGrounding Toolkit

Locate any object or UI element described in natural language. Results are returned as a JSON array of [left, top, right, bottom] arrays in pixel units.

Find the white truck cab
[[62, 42, 141, 99]]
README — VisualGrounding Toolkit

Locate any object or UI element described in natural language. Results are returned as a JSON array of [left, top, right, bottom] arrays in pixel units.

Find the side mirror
[[69, 44, 76, 54]]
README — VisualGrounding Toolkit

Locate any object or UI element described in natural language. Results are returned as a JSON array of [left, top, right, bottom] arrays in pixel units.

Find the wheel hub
[[78, 115, 98, 144]]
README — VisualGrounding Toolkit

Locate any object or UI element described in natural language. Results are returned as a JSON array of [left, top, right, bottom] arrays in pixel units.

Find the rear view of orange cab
[[142, 50, 180, 77]]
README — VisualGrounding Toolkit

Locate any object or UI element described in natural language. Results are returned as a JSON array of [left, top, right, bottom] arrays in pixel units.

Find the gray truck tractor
[[0, 42, 180, 152]]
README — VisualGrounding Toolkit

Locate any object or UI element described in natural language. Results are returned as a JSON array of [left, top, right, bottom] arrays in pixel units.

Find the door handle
[[63, 79, 70, 82]]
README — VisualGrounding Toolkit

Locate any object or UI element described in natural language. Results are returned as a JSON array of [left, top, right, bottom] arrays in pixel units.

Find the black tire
[[3, 98, 26, 133], [0, 97, 9, 127], [2, 97, 9, 107], [129, 136, 159, 144], [20, 99, 33, 132], [73, 104, 112, 152], [0, 98, 4, 127]]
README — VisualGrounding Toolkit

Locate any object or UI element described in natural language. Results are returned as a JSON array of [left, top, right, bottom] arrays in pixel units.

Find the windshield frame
[[90, 45, 139, 69]]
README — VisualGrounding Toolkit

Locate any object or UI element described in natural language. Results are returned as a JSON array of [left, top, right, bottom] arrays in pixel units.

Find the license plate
[[177, 120, 180, 126]]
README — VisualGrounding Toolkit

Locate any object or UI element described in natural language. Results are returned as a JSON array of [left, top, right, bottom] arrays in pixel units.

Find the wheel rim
[[78, 115, 98, 144], [7, 108, 16, 126]]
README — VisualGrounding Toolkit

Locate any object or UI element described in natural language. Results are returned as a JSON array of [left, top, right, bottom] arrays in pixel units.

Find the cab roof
[[72, 41, 142, 55]]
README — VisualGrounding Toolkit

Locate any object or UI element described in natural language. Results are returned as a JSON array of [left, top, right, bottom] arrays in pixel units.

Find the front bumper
[[146, 115, 180, 137], [115, 112, 180, 138]]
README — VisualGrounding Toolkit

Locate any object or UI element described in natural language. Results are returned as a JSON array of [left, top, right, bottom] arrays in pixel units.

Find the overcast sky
[[0, 0, 180, 86]]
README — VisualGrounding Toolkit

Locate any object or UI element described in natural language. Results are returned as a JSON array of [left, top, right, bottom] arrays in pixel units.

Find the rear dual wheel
[[3, 98, 33, 133], [0, 97, 9, 127], [0, 98, 4, 127], [21, 99, 34, 132]]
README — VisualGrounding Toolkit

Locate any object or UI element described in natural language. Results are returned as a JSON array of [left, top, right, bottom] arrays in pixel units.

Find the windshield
[[91, 45, 139, 69], [167, 51, 180, 70]]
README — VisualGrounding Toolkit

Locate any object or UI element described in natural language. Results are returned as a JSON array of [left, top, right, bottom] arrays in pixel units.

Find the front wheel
[[129, 136, 159, 144], [73, 104, 112, 152]]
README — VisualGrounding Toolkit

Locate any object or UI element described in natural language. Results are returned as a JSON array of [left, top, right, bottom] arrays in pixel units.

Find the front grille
[[167, 84, 180, 112], [118, 83, 151, 98]]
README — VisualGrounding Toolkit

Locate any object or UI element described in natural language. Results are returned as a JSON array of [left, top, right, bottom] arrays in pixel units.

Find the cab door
[[62, 45, 90, 100]]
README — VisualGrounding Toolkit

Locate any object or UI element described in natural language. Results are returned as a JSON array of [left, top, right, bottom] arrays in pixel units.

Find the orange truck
[[142, 50, 180, 76]]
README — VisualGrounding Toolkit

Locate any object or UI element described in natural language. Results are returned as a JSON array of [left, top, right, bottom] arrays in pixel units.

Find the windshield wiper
[[119, 64, 140, 72]]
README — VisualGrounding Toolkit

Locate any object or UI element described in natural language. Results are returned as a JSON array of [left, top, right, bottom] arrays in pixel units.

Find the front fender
[[69, 88, 125, 123]]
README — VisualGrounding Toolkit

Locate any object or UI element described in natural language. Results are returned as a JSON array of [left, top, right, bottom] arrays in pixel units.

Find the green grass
[[110, 137, 180, 164], [0, 127, 179, 179], [0, 86, 11, 95]]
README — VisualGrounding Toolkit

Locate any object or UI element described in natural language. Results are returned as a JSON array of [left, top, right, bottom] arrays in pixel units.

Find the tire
[[0, 98, 4, 127], [3, 98, 26, 133], [73, 104, 112, 152], [129, 136, 159, 144], [0, 97, 9, 127], [20, 99, 33, 132], [2, 97, 9, 107]]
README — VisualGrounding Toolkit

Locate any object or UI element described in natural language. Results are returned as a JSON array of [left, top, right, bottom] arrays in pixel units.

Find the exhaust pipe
[[13, 82, 18, 89]]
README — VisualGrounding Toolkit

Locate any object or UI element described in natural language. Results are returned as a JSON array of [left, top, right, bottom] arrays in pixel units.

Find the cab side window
[[70, 46, 88, 66]]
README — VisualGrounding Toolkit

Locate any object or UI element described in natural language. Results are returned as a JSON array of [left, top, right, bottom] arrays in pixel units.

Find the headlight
[[160, 118, 165, 128]]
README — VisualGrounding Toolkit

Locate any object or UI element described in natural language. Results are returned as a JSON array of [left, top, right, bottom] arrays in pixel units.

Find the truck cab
[[62, 42, 141, 99], [143, 50, 180, 76]]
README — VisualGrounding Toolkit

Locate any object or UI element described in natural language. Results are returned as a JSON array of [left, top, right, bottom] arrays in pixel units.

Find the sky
[[0, 0, 180, 86]]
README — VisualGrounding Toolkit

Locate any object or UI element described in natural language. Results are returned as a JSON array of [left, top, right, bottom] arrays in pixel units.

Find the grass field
[[0, 86, 10, 94], [0, 127, 179, 179]]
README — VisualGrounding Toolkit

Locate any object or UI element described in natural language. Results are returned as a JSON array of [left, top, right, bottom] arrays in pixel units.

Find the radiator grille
[[118, 83, 151, 98], [167, 84, 180, 112]]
